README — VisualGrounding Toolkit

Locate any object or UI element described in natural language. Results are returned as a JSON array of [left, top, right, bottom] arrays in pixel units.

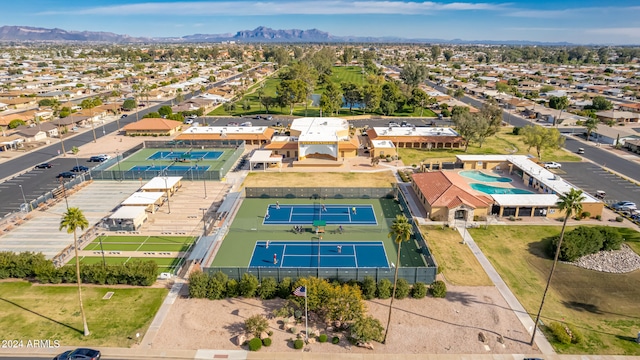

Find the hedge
[[0, 252, 157, 286], [430, 280, 447, 298]]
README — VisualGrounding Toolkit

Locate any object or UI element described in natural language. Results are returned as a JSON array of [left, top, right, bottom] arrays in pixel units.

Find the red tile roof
[[412, 171, 493, 209]]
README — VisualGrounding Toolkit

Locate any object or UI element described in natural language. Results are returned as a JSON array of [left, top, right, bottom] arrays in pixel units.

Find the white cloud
[[506, 5, 639, 18], [585, 27, 640, 38], [39, 1, 507, 16]]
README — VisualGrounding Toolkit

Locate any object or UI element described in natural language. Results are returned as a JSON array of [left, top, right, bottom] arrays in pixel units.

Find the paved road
[[423, 79, 640, 182]]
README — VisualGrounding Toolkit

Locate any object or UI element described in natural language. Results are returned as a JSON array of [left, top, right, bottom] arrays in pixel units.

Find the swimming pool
[[460, 170, 512, 183], [471, 183, 534, 195]]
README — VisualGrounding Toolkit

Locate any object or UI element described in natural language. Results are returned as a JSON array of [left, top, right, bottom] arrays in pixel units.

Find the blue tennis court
[[249, 241, 389, 268], [263, 204, 377, 225], [129, 165, 210, 172], [147, 150, 223, 161]]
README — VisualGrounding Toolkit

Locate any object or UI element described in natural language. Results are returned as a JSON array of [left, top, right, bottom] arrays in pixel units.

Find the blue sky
[[3, 0, 640, 44]]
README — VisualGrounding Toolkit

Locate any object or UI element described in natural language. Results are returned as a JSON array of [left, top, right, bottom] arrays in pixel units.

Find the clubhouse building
[[411, 155, 604, 223]]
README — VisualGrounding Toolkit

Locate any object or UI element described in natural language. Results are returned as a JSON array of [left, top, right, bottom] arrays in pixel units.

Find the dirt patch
[[152, 285, 538, 354]]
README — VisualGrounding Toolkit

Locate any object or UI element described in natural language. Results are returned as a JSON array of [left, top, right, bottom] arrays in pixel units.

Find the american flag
[[293, 286, 306, 297]]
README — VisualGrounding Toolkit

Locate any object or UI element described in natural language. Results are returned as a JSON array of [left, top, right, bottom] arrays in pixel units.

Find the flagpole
[[305, 289, 309, 343]]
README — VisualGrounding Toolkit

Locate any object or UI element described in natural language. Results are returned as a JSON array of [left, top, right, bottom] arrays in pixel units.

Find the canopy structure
[[249, 150, 282, 171], [312, 220, 326, 234]]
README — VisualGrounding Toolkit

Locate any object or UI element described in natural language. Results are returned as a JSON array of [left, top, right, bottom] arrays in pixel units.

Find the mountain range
[[0, 25, 574, 46]]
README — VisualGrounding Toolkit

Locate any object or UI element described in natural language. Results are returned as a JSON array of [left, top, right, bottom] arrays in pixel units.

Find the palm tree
[[382, 214, 413, 343], [583, 118, 599, 142], [59, 207, 90, 336], [530, 188, 585, 346]]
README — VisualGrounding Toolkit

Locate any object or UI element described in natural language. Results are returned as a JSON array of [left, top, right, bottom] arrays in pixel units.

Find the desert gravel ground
[[152, 284, 539, 354]]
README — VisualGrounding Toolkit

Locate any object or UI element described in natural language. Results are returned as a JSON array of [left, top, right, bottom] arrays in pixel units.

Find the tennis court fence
[[244, 187, 396, 199], [202, 266, 436, 284], [89, 139, 245, 181]]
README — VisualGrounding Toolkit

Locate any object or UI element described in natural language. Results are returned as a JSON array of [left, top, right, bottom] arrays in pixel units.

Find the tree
[[370, 157, 380, 167], [158, 105, 173, 117], [549, 96, 569, 126], [260, 96, 275, 114], [590, 96, 613, 111], [342, 82, 362, 113], [341, 47, 354, 65], [380, 82, 402, 116], [383, 214, 413, 343], [320, 81, 343, 116], [362, 84, 381, 114], [583, 118, 599, 141], [122, 99, 137, 111], [443, 50, 454, 61], [451, 110, 476, 151], [409, 88, 430, 117], [473, 116, 495, 148], [399, 62, 428, 89], [453, 88, 465, 100], [530, 188, 585, 346], [277, 79, 306, 115], [540, 85, 555, 93], [8, 119, 26, 129], [520, 125, 565, 160], [430, 45, 441, 61], [495, 82, 510, 94], [59, 207, 90, 336]]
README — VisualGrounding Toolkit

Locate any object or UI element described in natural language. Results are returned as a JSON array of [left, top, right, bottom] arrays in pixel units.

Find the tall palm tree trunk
[[383, 242, 402, 343], [73, 230, 90, 336], [530, 214, 569, 345]]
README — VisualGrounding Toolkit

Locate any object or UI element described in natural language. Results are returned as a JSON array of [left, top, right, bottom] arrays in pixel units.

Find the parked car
[[35, 162, 53, 169], [388, 122, 400, 127], [54, 348, 101, 360], [56, 172, 77, 179], [612, 201, 637, 211], [120, 114, 128, 119], [266, 115, 273, 120], [88, 154, 110, 162], [184, 119, 194, 125], [577, 148, 585, 154], [543, 162, 562, 169], [71, 165, 89, 172], [240, 121, 252, 127]]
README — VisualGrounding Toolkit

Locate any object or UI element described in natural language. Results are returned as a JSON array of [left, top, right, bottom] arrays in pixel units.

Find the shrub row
[[0, 252, 157, 286], [550, 225, 624, 261], [189, 272, 442, 300]]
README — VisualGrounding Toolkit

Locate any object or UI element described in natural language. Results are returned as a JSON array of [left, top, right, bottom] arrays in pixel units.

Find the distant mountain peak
[[0, 25, 580, 45]]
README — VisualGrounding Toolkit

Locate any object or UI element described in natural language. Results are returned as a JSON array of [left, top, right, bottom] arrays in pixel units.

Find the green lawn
[[420, 225, 492, 286], [399, 127, 583, 166], [212, 198, 427, 268], [0, 281, 167, 347], [209, 66, 437, 118], [468, 225, 640, 355]]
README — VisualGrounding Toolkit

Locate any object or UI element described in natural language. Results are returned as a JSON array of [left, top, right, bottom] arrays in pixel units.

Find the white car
[[543, 162, 561, 169], [612, 201, 637, 211]]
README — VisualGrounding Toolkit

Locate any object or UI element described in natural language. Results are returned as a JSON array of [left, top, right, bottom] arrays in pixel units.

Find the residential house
[[595, 110, 640, 123]]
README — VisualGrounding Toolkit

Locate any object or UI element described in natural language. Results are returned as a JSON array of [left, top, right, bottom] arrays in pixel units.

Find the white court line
[[288, 207, 294, 222], [280, 244, 287, 267], [353, 245, 358, 267]]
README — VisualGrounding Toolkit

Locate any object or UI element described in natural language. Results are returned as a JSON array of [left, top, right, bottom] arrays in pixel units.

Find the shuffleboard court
[[263, 204, 377, 225], [147, 150, 222, 161], [249, 241, 389, 268]]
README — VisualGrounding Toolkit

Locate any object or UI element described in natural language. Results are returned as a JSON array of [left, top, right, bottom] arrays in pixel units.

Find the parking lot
[[0, 157, 90, 217], [558, 162, 640, 206]]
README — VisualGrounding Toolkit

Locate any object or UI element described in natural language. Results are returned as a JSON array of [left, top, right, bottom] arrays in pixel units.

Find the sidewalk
[[457, 226, 556, 355]]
